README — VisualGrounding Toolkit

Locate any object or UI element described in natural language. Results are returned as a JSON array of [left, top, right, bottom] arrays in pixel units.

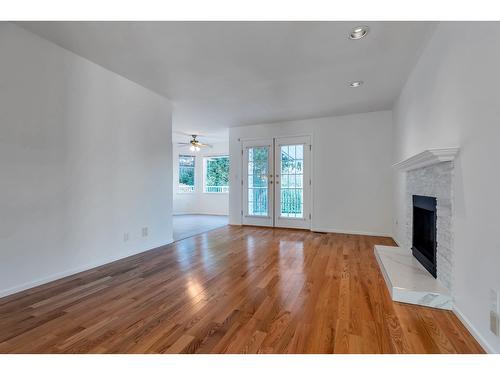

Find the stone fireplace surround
[[374, 148, 459, 310], [405, 162, 453, 291]]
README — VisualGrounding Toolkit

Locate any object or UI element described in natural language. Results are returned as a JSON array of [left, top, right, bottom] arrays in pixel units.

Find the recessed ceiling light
[[349, 26, 369, 40], [349, 81, 364, 88]]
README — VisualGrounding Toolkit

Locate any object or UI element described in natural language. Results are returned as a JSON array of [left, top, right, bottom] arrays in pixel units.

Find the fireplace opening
[[412, 195, 437, 278]]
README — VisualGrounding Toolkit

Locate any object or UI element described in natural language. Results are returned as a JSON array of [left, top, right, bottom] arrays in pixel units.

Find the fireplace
[[412, 195, 437, 278]]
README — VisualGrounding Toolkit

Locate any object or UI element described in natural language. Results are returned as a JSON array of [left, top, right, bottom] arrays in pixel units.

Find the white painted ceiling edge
[[17, 21, 437, 141]]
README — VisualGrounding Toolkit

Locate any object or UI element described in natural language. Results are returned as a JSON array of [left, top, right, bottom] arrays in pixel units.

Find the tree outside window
[[178, 155, 195, 193], [204, 156, 229, 193], [248, 147, 269, 216]]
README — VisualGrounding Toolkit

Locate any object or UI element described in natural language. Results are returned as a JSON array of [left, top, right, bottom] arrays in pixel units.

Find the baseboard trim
[[390, 237, 495, 353], [310, 227, 392, 238], [392, 236, 403, 247], [453, 305, 496, 354], [0, 237, 174, 299], [233, 225, 393, 238], [173, 212, 228, 216]]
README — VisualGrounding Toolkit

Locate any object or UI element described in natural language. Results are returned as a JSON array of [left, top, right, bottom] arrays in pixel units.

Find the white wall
[[173, 142, 229, 215], [393, 22, 500, 353], [0, 23, 174, 297], [229, 111, 393, 236]]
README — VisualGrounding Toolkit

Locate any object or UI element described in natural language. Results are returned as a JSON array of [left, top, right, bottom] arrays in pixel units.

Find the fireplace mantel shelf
[[393, 148, 460, 171]]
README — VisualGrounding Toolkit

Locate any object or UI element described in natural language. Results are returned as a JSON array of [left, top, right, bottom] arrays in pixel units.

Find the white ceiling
[[19, 21, 435, 142]]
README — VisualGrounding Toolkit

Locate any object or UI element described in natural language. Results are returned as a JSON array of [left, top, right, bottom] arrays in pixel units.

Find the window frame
[[203, 155, 230, 194], [178, 154, 196, 194]]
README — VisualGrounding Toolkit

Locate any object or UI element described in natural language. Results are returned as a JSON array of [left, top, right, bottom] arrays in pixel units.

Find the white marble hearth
[[374, 245, 453, 310]]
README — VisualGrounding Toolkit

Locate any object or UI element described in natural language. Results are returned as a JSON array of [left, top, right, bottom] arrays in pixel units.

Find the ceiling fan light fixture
[[179, 134, 210, 152], [349, 26, 369, 40]]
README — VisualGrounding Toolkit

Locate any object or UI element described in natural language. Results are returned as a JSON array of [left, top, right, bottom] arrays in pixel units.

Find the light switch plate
[[490, 311, 499, 336]]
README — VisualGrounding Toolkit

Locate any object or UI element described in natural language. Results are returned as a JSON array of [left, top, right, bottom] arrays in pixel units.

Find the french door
[[242, 136, 311, 229]]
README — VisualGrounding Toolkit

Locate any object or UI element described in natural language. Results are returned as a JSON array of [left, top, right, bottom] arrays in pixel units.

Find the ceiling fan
[[177, 135, 212, 152]]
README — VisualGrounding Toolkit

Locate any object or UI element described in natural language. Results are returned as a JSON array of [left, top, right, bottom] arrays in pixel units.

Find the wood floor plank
[[0, 226, 484, 353]]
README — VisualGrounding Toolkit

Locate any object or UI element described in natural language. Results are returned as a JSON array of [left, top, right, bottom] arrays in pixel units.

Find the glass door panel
[[242, 140, 273, 227], [247, 146, 269, 216], [279, 144, 304, 218], [274, 136, 311, 229]]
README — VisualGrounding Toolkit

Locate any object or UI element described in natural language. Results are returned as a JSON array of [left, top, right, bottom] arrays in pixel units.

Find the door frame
[[239, 134, 313, 230]]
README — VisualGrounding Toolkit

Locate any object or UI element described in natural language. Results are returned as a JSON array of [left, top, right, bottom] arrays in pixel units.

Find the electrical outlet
[[123, 232, 129, 242], [142, 227, 148, 237]]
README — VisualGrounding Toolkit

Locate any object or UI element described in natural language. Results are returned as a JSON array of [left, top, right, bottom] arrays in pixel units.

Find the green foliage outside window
[[280, 147, 303, 214], [179, 155, 195, 191], [205, 156, 229, 193], [247, 145, 303, 216]]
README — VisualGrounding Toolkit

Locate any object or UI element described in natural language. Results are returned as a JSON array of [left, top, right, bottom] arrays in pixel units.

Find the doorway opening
[[173, 134, 230, 241]]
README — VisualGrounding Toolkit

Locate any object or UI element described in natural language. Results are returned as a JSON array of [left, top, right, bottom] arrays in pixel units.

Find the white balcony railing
[[178, 185, 195, 193], [204, 186, 229, 193]]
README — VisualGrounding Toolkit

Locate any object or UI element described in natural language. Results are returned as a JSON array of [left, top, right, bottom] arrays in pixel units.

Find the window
[[178, 155, 195, 193], [204, 156, 229, 193]]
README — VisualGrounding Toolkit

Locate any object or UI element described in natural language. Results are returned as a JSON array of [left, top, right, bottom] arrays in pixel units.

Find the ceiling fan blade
[[177, 142, 190, 145], [198, 143, 213, 148]]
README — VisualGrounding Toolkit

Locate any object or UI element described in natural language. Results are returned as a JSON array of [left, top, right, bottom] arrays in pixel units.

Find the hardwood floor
[[0, 226, 484, 354], [173, 214, 228, 241]]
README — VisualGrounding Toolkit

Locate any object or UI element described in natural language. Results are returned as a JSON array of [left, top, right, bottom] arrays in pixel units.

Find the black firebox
[[412, 195, 437, 278]]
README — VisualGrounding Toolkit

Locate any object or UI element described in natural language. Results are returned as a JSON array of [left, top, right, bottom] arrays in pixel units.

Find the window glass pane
[[204, 156, 229, 193], [296, 174, 303, 188], [247, 146, 268, 216], [280, 144, 304, 218], [178, 155, 195, 192], [281, 174, 289, 188], [296, 160, 303, 173], [296, 145, 303, 159], [179, 155, 195, 167]]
